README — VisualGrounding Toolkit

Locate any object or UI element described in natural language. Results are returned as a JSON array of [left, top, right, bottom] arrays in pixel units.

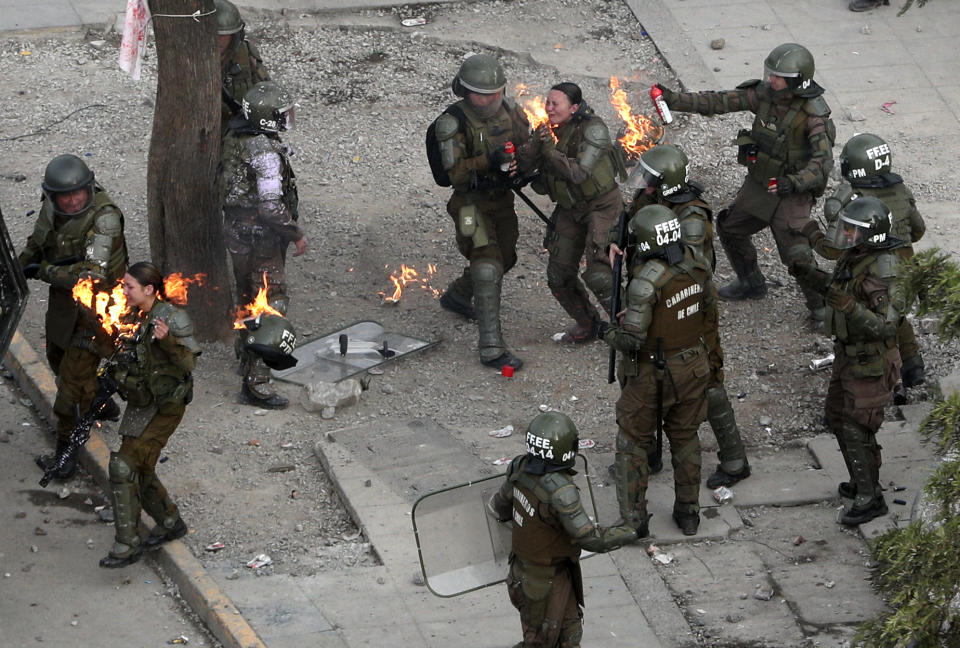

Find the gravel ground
[[2, 0, 957, 592]]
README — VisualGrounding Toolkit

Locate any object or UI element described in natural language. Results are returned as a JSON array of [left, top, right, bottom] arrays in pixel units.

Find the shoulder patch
[[636, 259, 669, 287], [94, 209, 123, 237], [872, 252, 899, 280], [582, 118, 611, 147], [434, 113, 460, 141], [550, 481, 583, 513]]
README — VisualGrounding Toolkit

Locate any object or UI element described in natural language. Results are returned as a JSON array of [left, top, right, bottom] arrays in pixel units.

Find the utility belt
[[630, 341, 706, 366], [226, 212, 267, 243], [835, 339, 897, 378]]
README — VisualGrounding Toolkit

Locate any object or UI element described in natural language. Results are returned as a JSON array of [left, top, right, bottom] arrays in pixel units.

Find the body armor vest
[[638, 257, 711, 354], [744, 96, 810, 185], [222, 40, 269, 126], [112, 301, 193, 409], [221, 131, 299, 225], [542, 116, 619, 209], [509, 468, 580, 566], [32, 190, 127, 348], [453, 99, 521, 194], [824, 251, 897, 345], [852, 183, 913, 247]]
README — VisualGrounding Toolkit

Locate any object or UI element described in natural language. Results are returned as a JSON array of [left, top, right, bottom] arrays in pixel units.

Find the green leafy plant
[[898, 0, 934, 16], [896, 249, 960, 339]]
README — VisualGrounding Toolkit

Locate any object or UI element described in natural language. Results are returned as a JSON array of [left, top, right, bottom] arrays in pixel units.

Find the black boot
[[648, 453, 663, 474], [144, 517, 188, 549], [849, 0, 887, 11], [673, 510, 700, 536], [717, 270, 767, 301], [838, 481, 857, 499], [892, 382, 908, 406], [439, 290, 476, 320], [481, 351, 523, 371], [99, 545, 143, 568], [612, 513, 651, 539], [35, 440, 78, 481], [706, 462, 751, 489], [901, 364, 925, 388], [840, 496, 888, 526], [241, 383, 289, 409]]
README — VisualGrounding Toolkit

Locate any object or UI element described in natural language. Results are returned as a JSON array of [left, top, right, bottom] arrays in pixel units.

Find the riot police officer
[[100, 262, 200, 567], [220, 81, 307, 409], [530, 82, 627, 343], [612, 145, 750, 487], [487, 411, 637, 648], [656, 43, 835, 326], [431, 54, 537, 370], [792, 197, 904, 526], [19, 154, 128, 480], [216, 0, 270, 133], [604, 204, 715, 536], [810, 133, 926, 393]]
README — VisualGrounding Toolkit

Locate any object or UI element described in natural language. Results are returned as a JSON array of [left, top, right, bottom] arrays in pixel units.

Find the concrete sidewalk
[[3, 1, 960, 647]]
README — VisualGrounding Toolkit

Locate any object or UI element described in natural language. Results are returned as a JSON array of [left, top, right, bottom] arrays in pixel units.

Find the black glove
[[655, 83, 678, 104], [488, 146, 510, 172], [775, 176, 794, 197], [800, 220, 821, 240]]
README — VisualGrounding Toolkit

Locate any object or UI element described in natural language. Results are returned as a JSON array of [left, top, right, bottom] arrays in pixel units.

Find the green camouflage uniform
[[664, 81, 835, 313], [488, 455, 635, 648], [221, 39, 270, 133], [435, 98, 536, 363], [818, 178, 925, 377], [532, 106, 624, 332], [18, 189, 127, 443], [105, 300, 200, 560], [616, 188, 748, 480], [604, 246, 715, 524], [794, 248, 903, 514]]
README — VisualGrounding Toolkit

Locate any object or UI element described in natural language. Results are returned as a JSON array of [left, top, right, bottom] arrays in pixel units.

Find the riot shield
[[411, 455, 598, 598], [272, 320, 437, 385], [0, 206, 29, 357]]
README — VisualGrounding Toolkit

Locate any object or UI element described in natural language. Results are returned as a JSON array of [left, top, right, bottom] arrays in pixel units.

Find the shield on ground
[[0, 206, 29, 358], [272, 320, 437, 385], [411, 455, 599, 598]]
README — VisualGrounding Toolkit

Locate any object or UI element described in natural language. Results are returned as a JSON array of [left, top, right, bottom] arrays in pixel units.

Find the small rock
[[754, 586, 775, 601], [725, 614, 744, 623], [209, 446, 224, 454], [98, 508, 114, 522], [70, 620, 78, 627], [30, 545, 39, 553], [793, 535, 805, 545], [376, 576, 386, 585], [761, 24, 773, 31], [302, 378, 362, 412], [267, 464, 296, 473], [14, 511, 26, 519], [710, 38, 725, 50], [412, 571, 425, 586], [825, 579, 836, 589], [34, 527, 47, 536], [320, 406, 336, 419], [860, 25, 871, 35], [253, 409, 268, 416], [89, 40, 106, 49], [846, 108, 867, 122], [380, 383, 395, 395], [364, 479, 372, 487], [759, 415, 773, 426], [57, 487, 71, 499], [225, 570, 241, 581]]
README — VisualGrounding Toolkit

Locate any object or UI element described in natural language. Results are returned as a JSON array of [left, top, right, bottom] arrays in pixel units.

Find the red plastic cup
[[502, 365, 515, 377]]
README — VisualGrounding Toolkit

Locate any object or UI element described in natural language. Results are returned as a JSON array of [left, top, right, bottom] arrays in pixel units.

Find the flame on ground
[[234, 273, 283, 328], [380, 263, 439, 303], [609, 77, 663, 159], [164, 272, 206, 306]]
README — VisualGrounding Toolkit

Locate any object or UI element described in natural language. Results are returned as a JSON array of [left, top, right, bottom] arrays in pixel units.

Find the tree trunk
[[147, 0, 233, 342]]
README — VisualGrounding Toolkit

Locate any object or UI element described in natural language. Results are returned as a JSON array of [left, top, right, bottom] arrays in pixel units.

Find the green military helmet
[[637, 145, 690, 202], [628, 204, 683, 257], [830, 196, 894, 250], [840, 133, 892, 182], [241, 313, 298, 370], [524, 411, 579, 473], [452, 54, 506, 97], [214, 0, 244, 35], [242, 81, 294, 133], [42, 154, 95, 216], [763, 43, 818, 95]]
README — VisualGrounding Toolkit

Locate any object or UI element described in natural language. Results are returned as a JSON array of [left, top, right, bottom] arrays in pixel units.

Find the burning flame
[[380, 264, 439, 303], [164, 272, 206, 306], [73, 277, 136, 337], [609, 77, 663, 159], [234, 273, 283, 329], [515, 83, 556, 141]]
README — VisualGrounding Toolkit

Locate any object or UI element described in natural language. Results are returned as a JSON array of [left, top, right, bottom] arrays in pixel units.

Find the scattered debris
[[492, 457, 512, 466], [754, 586, 775, 601], [713, 486, 734, 504], [759, 416, 773, 426], [488, 425, 514, 438], [401, 17, 428, 27], [205, 542, 225, 553], [881, 101, 897, 114], [578, 438, 596, 449], [538, 404, 558, 412], [793, 535, 805, 546], [247, 439, 260, 447], [267, 464, 296, 473], [167, 635, 189, 645], [411, 570, 426, 586], [57, 487, 71, 499], [246, 554, 272, 569], [825, 580, 836, 589], [710, 38, 725, 50]]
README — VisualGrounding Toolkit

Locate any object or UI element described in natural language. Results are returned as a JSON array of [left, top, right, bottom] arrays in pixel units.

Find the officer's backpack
[[425, 104, 467, 187]]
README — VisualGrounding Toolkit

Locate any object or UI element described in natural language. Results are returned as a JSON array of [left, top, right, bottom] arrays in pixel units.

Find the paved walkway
[[3, 1, 959, 647]]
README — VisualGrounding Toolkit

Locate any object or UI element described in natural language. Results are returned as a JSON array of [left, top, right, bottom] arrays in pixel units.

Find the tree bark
[[147, 0, 233, 342]]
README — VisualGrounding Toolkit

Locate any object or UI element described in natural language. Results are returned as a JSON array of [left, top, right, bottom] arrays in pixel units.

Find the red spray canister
[[500, 141, 515, 173], [650, 86, 674, 125]]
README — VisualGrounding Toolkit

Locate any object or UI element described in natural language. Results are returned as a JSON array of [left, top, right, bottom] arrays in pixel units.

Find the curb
[[3, 330, 266, 648]]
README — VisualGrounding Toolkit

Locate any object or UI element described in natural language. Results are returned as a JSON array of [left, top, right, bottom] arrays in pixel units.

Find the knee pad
[[471, 259, 502, 284], [616, 430, 646, 457], [108, 452, 137, 484], [582, 264, 612, 301]]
